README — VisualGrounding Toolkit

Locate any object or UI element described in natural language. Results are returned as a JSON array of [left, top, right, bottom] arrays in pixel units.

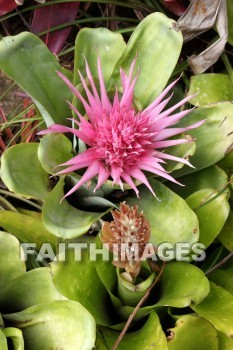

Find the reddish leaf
[[0, 0, 17, 16], [31, 1, 80, 54], [162, 0, 187, 16]]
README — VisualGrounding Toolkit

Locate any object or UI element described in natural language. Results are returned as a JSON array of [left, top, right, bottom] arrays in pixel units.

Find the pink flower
[[38, 58, 204, 199]]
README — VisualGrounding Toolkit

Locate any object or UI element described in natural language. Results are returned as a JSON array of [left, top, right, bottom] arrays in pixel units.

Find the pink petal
[[121, 173, 139, 197], [59, 148, 95, 166], [128, 168, 157, 198], [62, 160, 100, 200], [153, 120, 206, 141], [157, 94, 195, 120], [143, 94, 174, 120], [97, 57, 112, 111], [94, 165, 110, 192], [155, 151, 194, 168], [56, 71, 92, 115], [143, 76, 180, 115], [120, 73, 138, 109], [37, 124, 79, 137], [139, 163, 183, 186], [84, 57, 102, 104], [152, 139, 189, 148], [78, 70, 102, 117], [154, 109, 192, 130]]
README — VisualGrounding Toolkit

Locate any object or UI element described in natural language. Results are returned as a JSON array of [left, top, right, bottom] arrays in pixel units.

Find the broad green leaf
[[208, 269, 233, 294], [51, 236, 113, 326], [186, 188, 230, 247], [38, 133, 73, 174], [192, 282, 233, 337], [188, 74, 233, 106], [42, 178, 106, 239], [0, 330, 7, 350], [109, 13, 183, 107], [95, 242, 123, 312], [117, 269, 155, 307], [2, 327, 24, 350], [218, 149, 233, 176], [74, 27, 126, 86], [0, 143, 49, 201], [97, 311, 167, 350], [218, 331, 233, 349], [0, 211, 57, 250], [0, 32, 72, 126], [173, 102, 233, 176], [155, 262, 210, 307], [0, 268, 64, 314], [168, 165, 229, 199], [168, 315, 218, 350], [3, 300, 96, 350], [218, 210, 233, 251], [125, 179, 199, 246], [117, 262, 209, 322], [0, 231, 26, 290]]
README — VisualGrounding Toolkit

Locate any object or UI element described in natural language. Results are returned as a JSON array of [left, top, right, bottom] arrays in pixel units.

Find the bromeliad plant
[[0, 11, 233, 350]]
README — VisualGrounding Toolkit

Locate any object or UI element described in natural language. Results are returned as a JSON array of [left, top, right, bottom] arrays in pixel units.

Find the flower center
[[93, 107, 152, 170]]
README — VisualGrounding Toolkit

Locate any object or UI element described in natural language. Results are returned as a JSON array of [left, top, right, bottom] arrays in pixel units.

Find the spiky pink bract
[[38, 58, 204, 199]]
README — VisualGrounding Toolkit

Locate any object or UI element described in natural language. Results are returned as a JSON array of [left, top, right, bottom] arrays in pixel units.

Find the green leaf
[[2, 327, 24, 350], [173, 102, 233, 176], [3, 300, 96, 350], [0, 330, 7, 350], [0, 231, 26, 290], [42, 178, 106, 239], [95, 242, 123, 313], [117, 262, 209, 322], [208, 269, 233, 294], [186, 188, 230, 247], [217, 149, 233, 176], [38, 133, 73, 174], [168, 165, 229, 199], [74, 27, 126, 86], [0, 32, 72, 126], [155, 262, 210, 308], [117, 269, 155, 307], [218, 210, 233, 251], [0, 143, 49, 201], [0, 268, 64, 314], [188, 74, 233, 106], [218, 331, 233, 349], [97, 311, 167, 350], [109, 13, 183, 107], [191, 282, 233, 337], [168, 315, 218, 350], [51, 236, 113, 326], [125, 179, 199, 246], [0, 211, 57, 250]]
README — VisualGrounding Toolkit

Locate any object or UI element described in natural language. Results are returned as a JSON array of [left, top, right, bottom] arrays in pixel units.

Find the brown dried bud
[[101, 202, 151, 277]]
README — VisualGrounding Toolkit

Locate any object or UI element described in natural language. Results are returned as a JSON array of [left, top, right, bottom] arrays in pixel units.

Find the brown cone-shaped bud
[[101, 202, 151, 277]]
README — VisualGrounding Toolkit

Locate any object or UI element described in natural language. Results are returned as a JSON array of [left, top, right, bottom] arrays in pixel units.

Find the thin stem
[[37, 16, 138, 36], [112, 262, 165, 350], [0, 195, 18, 212], [206, 251, 233, 275], [221, 52, 233, 85], [0, 81, 17, 100], [0, 190, 42, 211]]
